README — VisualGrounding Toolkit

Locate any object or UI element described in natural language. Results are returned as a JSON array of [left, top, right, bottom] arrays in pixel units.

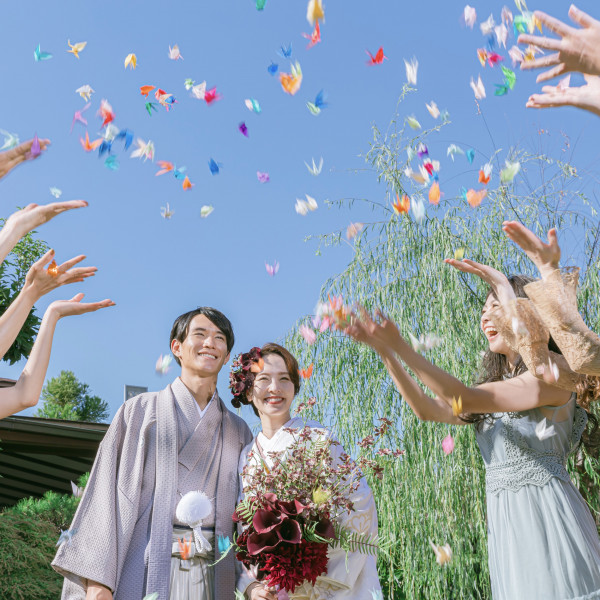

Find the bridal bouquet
[[232, 425, 379, 594]]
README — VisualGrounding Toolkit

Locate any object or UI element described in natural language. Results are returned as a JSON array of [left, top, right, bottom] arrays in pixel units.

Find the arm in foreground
[[0, 249, 97, 361], [0, 293, 114, 419], [503, 221, 600, 375], [346, 309, 570, 416]]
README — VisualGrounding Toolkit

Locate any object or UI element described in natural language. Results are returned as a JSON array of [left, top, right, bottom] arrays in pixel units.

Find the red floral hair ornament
[[229, 347, 264, 408]]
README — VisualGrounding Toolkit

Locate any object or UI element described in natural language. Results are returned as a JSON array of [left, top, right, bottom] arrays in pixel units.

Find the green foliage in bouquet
[[283, 89, 600, 598], [0, 472, 89, 597]]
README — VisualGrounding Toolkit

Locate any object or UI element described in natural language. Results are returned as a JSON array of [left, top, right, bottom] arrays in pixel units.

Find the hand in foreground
[[444, 258, 516, 305], [248, 583, 277, 600], [47, 293, 115, 320], [24, 249, 97, 301], [502, 221, 560, 278], [4, 200, 88, 237], [525, 74, 600, 117], [85, 582, 113, 600], [0, 137, 50, 180], [344, 307, 402, 354], [519, 6, 600, 81]]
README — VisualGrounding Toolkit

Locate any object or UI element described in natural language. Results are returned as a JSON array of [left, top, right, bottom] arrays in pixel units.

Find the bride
[[230, 342, 382, 600]]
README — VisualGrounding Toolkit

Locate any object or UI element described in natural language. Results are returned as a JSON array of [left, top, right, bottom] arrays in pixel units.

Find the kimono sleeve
[[52, 402, 133, 594], [317, 440, 379, 591]]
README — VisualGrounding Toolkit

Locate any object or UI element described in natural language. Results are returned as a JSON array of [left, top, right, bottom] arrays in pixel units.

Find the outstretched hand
[[47, 293, 115, 320], [344, 306, 402, 354], [24, 249, 98, 301], [519, 6, 600, 81], [0, 137, 50, 180], [502, 221, 560, 278], [444, 258, 516, 304], [4, 200, 88, 237], [525, 74, 600, 116]]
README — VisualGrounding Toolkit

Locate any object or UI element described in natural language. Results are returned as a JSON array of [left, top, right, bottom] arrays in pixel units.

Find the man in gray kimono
[[53, 307, 253, 600]]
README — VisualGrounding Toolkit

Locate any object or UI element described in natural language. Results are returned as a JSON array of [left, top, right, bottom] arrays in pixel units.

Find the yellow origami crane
[[124, 53, 137, 69], [451, 395, 463, 417], [67, 40, 87, 59], [306, 0, 325, 26]]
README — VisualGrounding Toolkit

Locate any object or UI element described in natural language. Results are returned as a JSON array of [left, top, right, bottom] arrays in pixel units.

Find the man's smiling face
[[171, 313, 230, 377]]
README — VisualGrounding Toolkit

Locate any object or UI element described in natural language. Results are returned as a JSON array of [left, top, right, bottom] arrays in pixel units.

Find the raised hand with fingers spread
[[0, 292, 114, 420], [0, 137, 50, 180], [502, 221, 561, 278], [0, 249, 97, 361], [525, 74, 600, 117], [443, 257, 517, 306], [0, 200, 88, 267], [519, 5, 600, 80]]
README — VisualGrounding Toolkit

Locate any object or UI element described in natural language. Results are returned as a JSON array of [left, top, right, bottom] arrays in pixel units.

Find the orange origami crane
[[79, 132, 102, 152], [466, 189, 487, 208], [140, 85, 156, 98], [182, 176, 193, 191], [428, 182, 441, 205], [47, 260, 59, 277], [299, 364, 314, 379], [393, 193, 410, 214], [178, 538, 192, 560], [155, 161, 174, 176], [280, 62, 302, 95]]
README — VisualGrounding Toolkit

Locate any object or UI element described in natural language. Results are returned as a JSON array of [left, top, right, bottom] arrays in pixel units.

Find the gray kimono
[[52, 379, 252, 600]]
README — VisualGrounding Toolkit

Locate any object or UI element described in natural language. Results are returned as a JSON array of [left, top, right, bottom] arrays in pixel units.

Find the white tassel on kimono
[[176, 490, 213, 554]]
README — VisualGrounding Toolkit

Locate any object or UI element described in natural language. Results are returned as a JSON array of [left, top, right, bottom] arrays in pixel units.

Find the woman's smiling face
[[480, 294, 511, 355], [249, 353, 296, 420]]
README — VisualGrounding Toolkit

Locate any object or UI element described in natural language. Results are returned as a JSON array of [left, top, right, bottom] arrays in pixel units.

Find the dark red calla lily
[[315, 517, 336, 542], [247, 529, 281, 555], [275, 517, 302, 544], [253, 508, 284, 533]]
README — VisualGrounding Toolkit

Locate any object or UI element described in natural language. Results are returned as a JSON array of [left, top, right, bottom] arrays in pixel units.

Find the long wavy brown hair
[[461, 274, 600, 453]]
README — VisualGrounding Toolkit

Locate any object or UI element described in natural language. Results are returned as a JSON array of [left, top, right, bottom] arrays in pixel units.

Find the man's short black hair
[[170, 307, 235, 365]]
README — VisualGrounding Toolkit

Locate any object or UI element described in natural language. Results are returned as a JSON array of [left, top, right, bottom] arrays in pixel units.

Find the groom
[[53, 307, 252, 600]]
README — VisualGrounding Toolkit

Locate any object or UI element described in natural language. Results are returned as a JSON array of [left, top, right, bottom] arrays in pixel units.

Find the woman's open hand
[[0, 137, 50, 180], [519, 6, 600, 81], [24, 250, 97, 301], [4, 200, 88, 237], [47, 293, 115, 320], [445, 258, 516, 304], [502, 221, 560, 278]]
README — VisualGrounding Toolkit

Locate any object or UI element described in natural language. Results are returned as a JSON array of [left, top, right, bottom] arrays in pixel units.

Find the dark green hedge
[[0, 473, 88, 599]]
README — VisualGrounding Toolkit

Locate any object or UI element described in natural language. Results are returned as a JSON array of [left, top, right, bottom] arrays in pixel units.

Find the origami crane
[[124, 53, 137, 69], [130, 139, 155, 162], [76, 85, 94, 101], [67, 40, 87, 59]]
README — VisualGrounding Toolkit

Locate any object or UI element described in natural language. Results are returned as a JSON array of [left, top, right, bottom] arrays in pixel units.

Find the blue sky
[[1, 0, 599, 424]]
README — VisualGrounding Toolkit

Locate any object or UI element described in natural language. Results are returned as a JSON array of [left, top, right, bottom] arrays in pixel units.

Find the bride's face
[[249, 354, 296, 420]]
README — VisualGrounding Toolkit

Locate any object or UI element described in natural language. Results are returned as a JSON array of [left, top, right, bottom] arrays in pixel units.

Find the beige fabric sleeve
[[524, 267, 600, 376], [489, 298, 583, 392]]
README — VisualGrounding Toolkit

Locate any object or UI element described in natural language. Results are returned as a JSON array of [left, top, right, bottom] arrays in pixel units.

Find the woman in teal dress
[[343, 259, 600, 599]]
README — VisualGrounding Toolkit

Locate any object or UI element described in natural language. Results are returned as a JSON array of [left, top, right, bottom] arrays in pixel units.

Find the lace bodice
[[475, 398, 587, 495]]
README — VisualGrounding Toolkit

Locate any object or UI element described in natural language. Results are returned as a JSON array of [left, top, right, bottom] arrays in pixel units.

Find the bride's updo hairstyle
[[229, 343, 301, 416]]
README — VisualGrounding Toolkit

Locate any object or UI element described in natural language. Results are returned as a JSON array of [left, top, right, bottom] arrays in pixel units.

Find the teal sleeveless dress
[[475, 397, 600, 599]]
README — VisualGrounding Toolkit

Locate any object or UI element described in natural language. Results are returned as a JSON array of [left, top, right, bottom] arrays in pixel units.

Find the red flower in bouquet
[[262, 538, 329, 591]]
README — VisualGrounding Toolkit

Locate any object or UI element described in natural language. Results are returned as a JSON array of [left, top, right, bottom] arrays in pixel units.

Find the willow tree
[[284, 93, 600, 599]]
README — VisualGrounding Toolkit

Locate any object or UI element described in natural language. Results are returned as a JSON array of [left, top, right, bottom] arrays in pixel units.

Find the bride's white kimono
[[236, 417, 382, 600]]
